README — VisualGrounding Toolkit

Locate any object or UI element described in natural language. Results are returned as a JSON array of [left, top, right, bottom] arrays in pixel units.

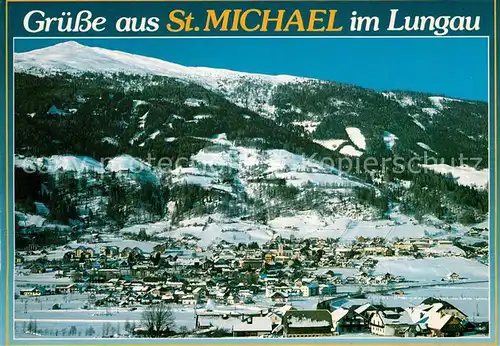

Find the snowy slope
[[15, 155, 105, 174], [14, 41, 308, 90], [421, 164, 489, 189], [345, 127, 366, 150], [15, 154, 154, 176], [172, 139, 368, 194]]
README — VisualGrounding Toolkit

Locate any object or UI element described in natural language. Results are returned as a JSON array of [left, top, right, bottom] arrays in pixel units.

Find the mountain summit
[[14, 41, 308, 89]]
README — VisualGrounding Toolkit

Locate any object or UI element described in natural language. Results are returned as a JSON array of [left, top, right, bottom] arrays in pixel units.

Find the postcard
[[0, 0, 497, 345]]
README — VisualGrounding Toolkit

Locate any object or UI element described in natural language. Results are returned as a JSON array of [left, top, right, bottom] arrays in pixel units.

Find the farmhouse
[[232, 317, 272, 337], [331, 307, 367, 334], [20, 287, 45, 296], [282, 310, 333, 337], [370, 309, 416, 337]]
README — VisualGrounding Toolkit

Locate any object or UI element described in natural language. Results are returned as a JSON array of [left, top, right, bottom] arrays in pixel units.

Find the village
[[14, 223, 490, 339]]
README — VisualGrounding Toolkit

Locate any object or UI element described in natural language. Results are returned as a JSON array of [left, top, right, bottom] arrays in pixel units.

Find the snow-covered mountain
[[14, 41, 308, 90], [14, 41, 489, 161], [13, 41, 489, 232]]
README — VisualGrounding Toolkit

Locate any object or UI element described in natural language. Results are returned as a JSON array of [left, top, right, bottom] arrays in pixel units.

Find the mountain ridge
[[13, 41, 489, 226], [14, 41, 484, 103], [14, 41, 309, 88]]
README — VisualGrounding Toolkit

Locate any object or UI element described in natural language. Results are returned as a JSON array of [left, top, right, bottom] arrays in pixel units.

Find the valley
[[12, 41, 490, 339]]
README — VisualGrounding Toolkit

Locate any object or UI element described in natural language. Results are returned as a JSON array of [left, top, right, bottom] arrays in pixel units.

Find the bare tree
[[140, 302, 175, 337], [102, 322, 115, 337]]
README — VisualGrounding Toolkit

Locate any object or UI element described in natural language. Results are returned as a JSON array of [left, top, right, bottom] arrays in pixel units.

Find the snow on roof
[[288, 316, 331, 328], [232, 317, 272, 332], [197, 316, 240, 330], [425, 311, 453, 331], [284, 310, 333, 329], [379, 310, 414, 325], [274, 304, 294, 315], [354, 303, 373, 315], [331, 308, 349, 322]]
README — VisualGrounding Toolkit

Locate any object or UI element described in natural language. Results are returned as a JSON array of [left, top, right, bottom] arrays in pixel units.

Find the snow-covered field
[[15, 295, 198, 338], [120, 220, 170, 236], [157, 214, 274, 248], [421, 164, 489, 189], [14, 279, 490, 339], [14, 295, 272, 338], [267, 211, 464, 243], [339, 145, 363, 157], [372, 257, 489, 282], [15, 154, 153, 175], [171, 141, 368, 196], [345, 127, 366, 150]]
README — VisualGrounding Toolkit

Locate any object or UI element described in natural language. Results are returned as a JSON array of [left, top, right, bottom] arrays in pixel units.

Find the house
[[353, 303, 385, 321], [192, 287, 209, 303], [282, 310, 333, 337], [227, 294, 237, 305], [181, 294, 197, 305], [30, 263, 46, 274], [331, 307, 368, 333], [74, 246, 87, 258], [406, 298, 469, 337], [426, 312, 465, 337], [394, 242, 412, 251], [269, 291, 288, 302], [232, 317, 272, 337], [416, 298, 468, 320], [101, 246, 119, 259], [267, 304, 296, 328], [55, 284, 78, 294], [370, 309, 416, 337], [120, 247, 133, 259], [54, 269, 65, 279], [301, 282, 320, 297], [319, 283, 337, 295], [240, 258, 264, 270], [74, 246, 94, 259], [20, 287, 44, 296], [264, 254, 274, 264], [85, 247, 95, 258], [335, 247, 353, 259], [278, 244, 295, 257], [15, 255, 24, 264], [196, 315, 241, 331]]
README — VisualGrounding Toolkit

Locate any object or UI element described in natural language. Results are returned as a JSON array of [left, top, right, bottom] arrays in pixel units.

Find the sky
[[15, 37, 489, 101]]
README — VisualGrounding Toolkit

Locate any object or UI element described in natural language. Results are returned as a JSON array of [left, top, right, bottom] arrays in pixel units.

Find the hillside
[[13, 41, 489, 244]]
